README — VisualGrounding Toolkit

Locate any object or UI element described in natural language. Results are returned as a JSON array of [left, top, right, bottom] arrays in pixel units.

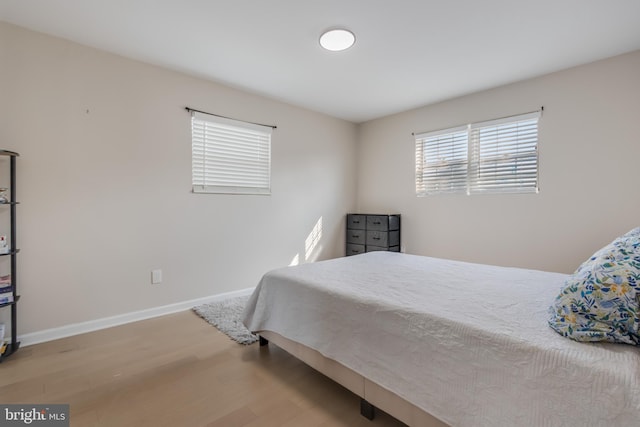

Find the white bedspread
[[243, 252, 640, 427]]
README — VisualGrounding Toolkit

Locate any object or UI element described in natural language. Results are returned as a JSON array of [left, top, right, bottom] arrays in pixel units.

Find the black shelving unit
[[0, 150, 19, 361]]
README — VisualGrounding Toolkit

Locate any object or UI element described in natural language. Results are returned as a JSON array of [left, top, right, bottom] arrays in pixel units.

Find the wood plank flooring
[[0, 311, 406, 427]]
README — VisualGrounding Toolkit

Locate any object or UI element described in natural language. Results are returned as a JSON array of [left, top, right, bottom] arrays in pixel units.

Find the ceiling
[[2, 1, 640, 123]]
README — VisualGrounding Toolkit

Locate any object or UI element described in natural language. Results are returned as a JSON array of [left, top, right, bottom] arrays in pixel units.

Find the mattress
[[243, 252, 640, 427]]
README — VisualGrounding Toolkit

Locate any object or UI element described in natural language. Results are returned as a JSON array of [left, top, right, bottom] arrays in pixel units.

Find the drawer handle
[[352, 234, 359, 238], [353, 220, 360, 224], [373, 237, 381, 240], [373, 221, 381, 225]]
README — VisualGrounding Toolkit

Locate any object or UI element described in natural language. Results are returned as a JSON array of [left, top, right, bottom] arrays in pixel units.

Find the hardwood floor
[[0, 311, 406, 426]]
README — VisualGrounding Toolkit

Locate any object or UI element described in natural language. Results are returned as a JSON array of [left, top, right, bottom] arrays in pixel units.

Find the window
[[415, 125, 469, 194], [415, 111, 539, 196], [191, 111, 272, 195]]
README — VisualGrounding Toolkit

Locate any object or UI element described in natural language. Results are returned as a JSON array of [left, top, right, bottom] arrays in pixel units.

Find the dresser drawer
[[366, 230, 388, 247], [366, 215, 389, 231], [388, 230, 400, 247], [388, 215, 400, 231], [367, 244, 400, 253], [366, 230, 400, 248], [346, 243, 365, 256], [346, 229, 365, 244], [347, 214, 366, 230], [366, 245, 388, 252]]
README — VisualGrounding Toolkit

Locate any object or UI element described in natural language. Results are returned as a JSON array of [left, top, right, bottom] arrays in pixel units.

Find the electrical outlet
[[151, 269, 162, 284]]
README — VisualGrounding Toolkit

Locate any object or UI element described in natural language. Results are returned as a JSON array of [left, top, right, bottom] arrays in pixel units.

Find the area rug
[[193, 295, 258, 345]]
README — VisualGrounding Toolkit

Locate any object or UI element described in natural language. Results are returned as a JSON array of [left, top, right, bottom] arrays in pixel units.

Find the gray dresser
[[346, 214, 401, 256]]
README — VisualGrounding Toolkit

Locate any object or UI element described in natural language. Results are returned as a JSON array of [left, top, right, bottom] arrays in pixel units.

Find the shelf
[[0, 249, 20, 257], [0, 149, 19, 361], [0, 295, 20, 308]]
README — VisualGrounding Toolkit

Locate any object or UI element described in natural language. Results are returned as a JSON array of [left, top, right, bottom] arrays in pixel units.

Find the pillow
[[572, 227, 640, 276], [548, 227, 640, 345]]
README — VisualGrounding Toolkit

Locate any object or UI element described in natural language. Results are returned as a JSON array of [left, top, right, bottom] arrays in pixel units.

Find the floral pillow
[[548, 227, 640, 345]]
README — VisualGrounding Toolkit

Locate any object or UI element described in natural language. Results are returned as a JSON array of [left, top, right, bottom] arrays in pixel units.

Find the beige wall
[[0, 22, 357, 335], [357, 50, 640, 273]]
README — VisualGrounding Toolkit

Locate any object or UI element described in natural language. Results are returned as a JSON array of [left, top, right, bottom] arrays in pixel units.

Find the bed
[[242, 251, 640, 427]]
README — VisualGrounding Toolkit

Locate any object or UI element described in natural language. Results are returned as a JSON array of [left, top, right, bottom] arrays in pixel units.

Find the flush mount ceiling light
[[319, 28, 355, 52]]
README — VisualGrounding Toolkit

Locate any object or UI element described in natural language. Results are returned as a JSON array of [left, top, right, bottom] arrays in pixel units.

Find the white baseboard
[[17, 287, 255, 347]]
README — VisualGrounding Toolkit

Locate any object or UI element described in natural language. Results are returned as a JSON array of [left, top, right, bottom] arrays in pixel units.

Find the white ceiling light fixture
[[319, 28, 356, 52]]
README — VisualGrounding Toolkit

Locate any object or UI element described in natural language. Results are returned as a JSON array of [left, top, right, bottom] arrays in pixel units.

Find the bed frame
[[258, 331, 449, 427]]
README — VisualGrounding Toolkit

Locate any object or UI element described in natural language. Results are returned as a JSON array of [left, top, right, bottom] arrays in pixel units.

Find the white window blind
[[191, 111, 272, 195], [415, 111, 540, 196], [469, 112, 539, 194], [415, 126, 469, 195]]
